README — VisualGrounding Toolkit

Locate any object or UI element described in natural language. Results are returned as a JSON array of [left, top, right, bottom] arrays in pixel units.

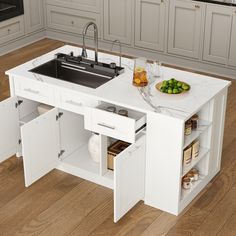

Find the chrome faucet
[[81, 22, 98, 64], [111, 39, 122, 67]]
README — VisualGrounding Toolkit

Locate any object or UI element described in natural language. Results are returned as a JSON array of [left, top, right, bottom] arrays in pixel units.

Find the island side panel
[[209, 88, 228, 177], [145, 112, 184, 215]]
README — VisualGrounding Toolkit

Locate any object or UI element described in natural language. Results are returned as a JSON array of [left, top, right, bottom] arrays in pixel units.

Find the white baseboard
[[0, 31, 46, 56]]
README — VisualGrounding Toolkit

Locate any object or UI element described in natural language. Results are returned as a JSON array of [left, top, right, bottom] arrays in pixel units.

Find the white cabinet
[[134, 0, 166, 51], [103, 0, 132, 44], [168, 0, 204, 59], [228, 12, 236, 67], [203, 5, 233, 65], [0, 16, 25, 45], [0, 77, 146, 222], [46, 5, 101, 37], [24, 0, 45, 34], [46, 0, 101, 13]]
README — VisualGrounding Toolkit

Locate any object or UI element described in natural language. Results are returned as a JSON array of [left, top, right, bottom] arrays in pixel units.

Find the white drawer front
[[84, 104, 146, 143], [46, 0, 101, 12], [0, 16, 24, 45], [46, 5, 101, 36], [14, 79, 55, 105], [59, 89, 98, 115]]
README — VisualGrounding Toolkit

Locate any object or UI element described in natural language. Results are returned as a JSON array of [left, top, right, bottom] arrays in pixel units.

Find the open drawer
[[84, 102, 146, 143]]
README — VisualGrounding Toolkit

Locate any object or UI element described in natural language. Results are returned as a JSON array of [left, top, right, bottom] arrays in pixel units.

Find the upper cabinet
[[134, 0, 166, 52], [103, 0, 132, 44], [24, 0, 45, 34], [203, 5, 233, 65], [228, 11, 236, 67], [168, 0, 204, 59]]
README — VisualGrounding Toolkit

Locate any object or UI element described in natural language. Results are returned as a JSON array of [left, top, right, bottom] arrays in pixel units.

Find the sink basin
[[29, 53, 124, 89]]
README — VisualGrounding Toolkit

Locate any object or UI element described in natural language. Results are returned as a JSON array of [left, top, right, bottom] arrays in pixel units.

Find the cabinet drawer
[[46, 0, 101, 13], [84, 103, 146, 143], [14, 79, 55, 106], [59, 89, 98, 115], [46, 5, 101, 36], [0, 16, 24, 45]]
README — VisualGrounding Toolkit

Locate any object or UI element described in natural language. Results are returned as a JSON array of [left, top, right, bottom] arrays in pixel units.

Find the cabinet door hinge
[[15, 100, 23, 108], [18, 139, 22, 145], [56, 112, 63, 121], [58, 150, 65, 158]]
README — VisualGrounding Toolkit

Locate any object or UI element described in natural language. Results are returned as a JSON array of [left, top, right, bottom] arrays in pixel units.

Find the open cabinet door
[[21, 108, 60, 187], [0, 97, 20, 162], [114, 134, 146, 222]]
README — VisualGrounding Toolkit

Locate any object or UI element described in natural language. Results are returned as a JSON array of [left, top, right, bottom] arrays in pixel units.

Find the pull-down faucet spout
[[81, 22, 98, 64]]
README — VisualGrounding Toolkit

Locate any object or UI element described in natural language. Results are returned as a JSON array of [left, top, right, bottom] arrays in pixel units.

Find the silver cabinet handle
[[97, 123, 115, 130], [195, 5, 200, 9], [24, 88, 40, 94], [66, 100, 82, 107]]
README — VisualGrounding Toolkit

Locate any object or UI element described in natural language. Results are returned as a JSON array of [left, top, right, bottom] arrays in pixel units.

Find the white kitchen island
[[0, 45, 230, 222]]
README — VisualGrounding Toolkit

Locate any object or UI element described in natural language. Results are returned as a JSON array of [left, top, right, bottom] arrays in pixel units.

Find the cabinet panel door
[[168, 0, 203, 59], [103, 0, 132, 44], [0, 97, 20, 162], [21, 108, 60, 187], [135, 0, 166, 51], [114, 134, 145, 222], [24, 0, 44, 34], [229, 13, 236, 67], [203, 5, 232, 64]]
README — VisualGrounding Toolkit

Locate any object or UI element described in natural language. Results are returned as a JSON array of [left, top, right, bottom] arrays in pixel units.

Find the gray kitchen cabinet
[[134, 0, 166, 51], [46, 0, 101, 13], [203, 5, 233, 65], [24, 0, 45, 34], [103, 0, 132, 44], [168, 0, 204, 59], [228, 11, 236, 67], [46, 5, 101, 37], [0, 16, 25, 45]]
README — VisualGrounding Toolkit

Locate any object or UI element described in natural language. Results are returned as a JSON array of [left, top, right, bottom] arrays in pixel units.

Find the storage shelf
[[183, 120, 212, 149], [181, 175, 206, 202], [19, 110, 39, 125], [182, 147, 209, 177], [58, 144, 114, 189]]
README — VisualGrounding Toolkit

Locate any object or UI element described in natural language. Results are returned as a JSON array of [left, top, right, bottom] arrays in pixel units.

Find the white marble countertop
[[6, 45, 231, 121]]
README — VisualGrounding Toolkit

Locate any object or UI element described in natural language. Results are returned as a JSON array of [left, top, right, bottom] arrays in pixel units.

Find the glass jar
[[133, 58, 148, 87], [185, 119, 192, 136], [191, 114, 199, 130]]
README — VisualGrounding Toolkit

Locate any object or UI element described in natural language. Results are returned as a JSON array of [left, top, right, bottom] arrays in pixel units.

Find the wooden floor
[[0, 38, 235, 236]]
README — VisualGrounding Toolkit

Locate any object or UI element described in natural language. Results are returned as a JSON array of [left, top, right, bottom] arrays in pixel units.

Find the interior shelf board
[[182, 147, 209, 177], [183, 120, 212, 149]]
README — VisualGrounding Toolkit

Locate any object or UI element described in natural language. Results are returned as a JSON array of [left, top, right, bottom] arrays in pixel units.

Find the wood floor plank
[[192, 187, 236, 236], [0, 170, 82, 236], [15, 183, 111, 236], [217, 210, 236, 236]]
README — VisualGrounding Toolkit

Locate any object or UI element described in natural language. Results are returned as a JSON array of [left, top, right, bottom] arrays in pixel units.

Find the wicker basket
[[107, 140, 130, 170]]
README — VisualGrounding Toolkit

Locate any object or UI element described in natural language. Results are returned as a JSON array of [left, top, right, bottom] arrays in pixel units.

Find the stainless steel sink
[[29, 52, 124, 89]]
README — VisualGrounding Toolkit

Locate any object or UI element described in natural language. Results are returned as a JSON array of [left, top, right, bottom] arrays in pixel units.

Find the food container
[[183, 145, 192, 166], [192, 139, 200, 160], [186, 172, 195, 182], [190, 168, 199, 181], [185, 119, 192, 136], [106, 106, 117, 113], [107, 140, 130, 170], [132, 58, 148, 87], [182, 177, 191, 190], [118, 109, 128, 117], [191, 114, 199, 130]]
